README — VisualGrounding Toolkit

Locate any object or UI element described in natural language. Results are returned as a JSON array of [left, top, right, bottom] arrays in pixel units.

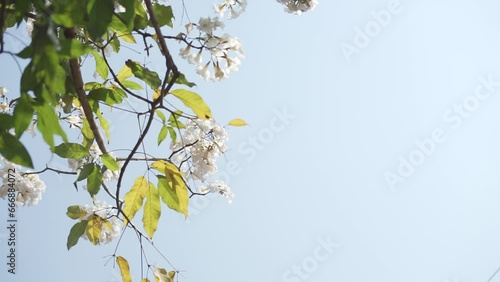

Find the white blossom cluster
[[68, 145, 124, 182], [0, 160, 46, 206], [81, 200, 121, 245], [180, 16, 244, 81], [214, 0, 247, 19], [276, 0, 318, 14], [170, 119, 234, 203]]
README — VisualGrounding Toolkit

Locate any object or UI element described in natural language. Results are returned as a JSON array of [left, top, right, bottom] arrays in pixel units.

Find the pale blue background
[[2, 0, 500, 281]]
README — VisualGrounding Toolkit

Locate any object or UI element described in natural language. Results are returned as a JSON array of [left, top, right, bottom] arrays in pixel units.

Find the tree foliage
[[0, 0, 317, 281]]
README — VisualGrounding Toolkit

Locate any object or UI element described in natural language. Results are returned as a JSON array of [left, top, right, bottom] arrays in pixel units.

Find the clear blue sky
[[3, 1, 500, 282]]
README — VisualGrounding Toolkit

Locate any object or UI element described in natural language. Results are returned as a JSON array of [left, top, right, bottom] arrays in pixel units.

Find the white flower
[[276, 0, 318, 14], [0, 87, 8, 97], [201, 180, 234, 204], [65, 114, 82, 128], [26, 18, 34, 37], [0, 160, 46, 206], [89, 144, 102, 162], [214, 0, 247, 19], [171, 119, 228, 181]]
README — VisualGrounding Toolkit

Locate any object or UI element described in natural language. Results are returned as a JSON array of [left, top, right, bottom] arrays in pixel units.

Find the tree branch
[[64, 28, 109, 155]]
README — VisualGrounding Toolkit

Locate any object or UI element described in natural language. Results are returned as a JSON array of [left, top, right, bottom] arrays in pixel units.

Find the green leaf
[[167, 127, 177, 144], [152, 4, 174, 28], [101, 153, 119, 171], [121, 80, 143, 90], [125, 60, 161, 90], [143, 182, 161, 238], [13, 93, 33, 138], [66, 205, 88, 220], [157, 125, 168, 146], [52, 0, 86, 27], [86, 0, 114, 39], [54, 143, 89, 159], [168, 72, 195, 88], [84, 82, 103, 91], [59, 39, 93, 58], [88, 88, 124, 105], [86, 214, 102, 245], [81, 118, 94, 140], [156, 110, 166, 123], [87, 164, 103, 197], [153, 161, 188, 217], [116, 256, 132, 282], [117, 0, 136, 30], [96, 111, 111, 142], [123, 176, 149, 224], [133, 0, 149, 29], [77, 163, 94, 182], [91, 50, 108, 80], [170, 89, 213, 120], [67, 220, 88, 250], [228, 118, 248, 127], [0, 114, 13, 131], [0, 132, 33, 168], [34, 103, 68, 149]]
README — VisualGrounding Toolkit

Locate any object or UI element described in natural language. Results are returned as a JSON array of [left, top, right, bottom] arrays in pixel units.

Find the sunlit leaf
[[143, 182, 161, 238], [123, 176, 149, 224], [157, 125, 168, 145], [170, 89, 212, 120], [121, 80, 143, 90], [66, 205, 87, 220], [154, 268, 174, 282], [125, 60, 161, 90], [228, 118, 248, 127], [116, 256, 132, 282], [152, 4, 174, 28], [91, 50, 108, 80], [54, 143, 89, 159], [117, 65, 133, 81], [101, 153, 119, 171], [153, 161, 188, 217], [86, 214, 102, 245]]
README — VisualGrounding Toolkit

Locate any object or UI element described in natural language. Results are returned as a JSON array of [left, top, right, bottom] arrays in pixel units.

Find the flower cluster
[[0, 160, 46, 206], [81, 200, 121, 245], [170, 119, 234, 203], [180, 16, 244, 81], [214, 0, 247, 19], [276, 0, 318, 14]]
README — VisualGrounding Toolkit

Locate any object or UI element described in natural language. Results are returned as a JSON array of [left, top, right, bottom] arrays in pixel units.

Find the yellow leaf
[[86, 214, 102, 245], [117, 65, 133, 81], [116, 31, 136, 43], [116, 256, 132, 282], [153, 89, 161, 101], [170, 89, 212, 120], [123, 176, 149, 224], [163, 163, 189, 218], [228, 118, 248, 127], [143, 182, 161, 238], [154, 268, 174, 282], [151, 160, 168, 174]]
